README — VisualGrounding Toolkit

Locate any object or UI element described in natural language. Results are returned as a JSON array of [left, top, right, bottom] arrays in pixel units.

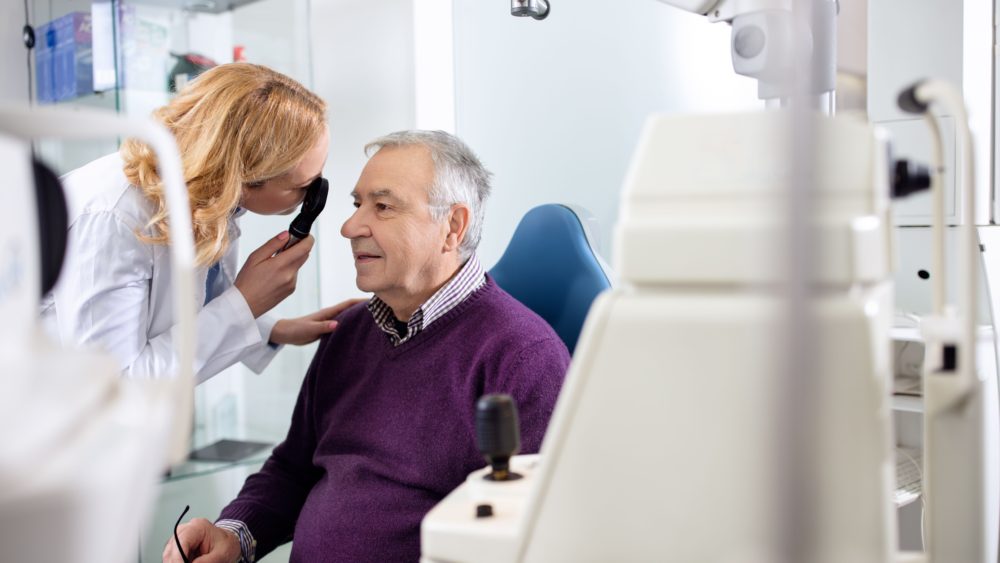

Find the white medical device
[[422, 1, 997, 562], [656, 0, 836, 104], [422, 109, 897, 563], [894, 79, 998, 563], [0, 106, 196, 563]]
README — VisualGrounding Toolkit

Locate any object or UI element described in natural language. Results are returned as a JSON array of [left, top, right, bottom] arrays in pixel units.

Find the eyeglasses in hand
[[173, 504, 192, 563]]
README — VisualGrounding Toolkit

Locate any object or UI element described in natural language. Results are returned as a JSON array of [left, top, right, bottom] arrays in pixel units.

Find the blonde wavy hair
[[120, 63, 327, 266]]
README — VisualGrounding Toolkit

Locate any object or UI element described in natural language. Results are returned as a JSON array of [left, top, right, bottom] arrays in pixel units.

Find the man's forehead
[[352, 147, 434, 200]]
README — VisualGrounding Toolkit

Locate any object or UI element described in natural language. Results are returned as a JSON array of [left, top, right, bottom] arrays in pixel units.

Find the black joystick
[[476, 394, 522, 481]]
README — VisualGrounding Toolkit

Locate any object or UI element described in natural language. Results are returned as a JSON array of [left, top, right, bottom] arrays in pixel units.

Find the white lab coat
[[41, 153, 280, 384]]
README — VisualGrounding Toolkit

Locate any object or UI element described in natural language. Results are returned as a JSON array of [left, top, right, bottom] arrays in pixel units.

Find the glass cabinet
[[28, 0, 313, 173], [23, 1, 317, 559]]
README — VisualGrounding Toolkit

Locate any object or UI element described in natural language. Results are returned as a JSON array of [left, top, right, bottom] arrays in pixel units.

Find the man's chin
[[354, 275, 376, 294]]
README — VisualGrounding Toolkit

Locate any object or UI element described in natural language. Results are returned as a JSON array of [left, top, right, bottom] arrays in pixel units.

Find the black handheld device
[[277, 176, 328, 254]]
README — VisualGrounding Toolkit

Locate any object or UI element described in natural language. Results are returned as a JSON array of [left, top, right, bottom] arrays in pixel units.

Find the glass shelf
[[165, 447, 273, 482]]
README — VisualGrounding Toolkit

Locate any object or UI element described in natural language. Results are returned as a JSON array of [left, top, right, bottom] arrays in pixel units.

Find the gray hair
[[365, 130, 492, 259]]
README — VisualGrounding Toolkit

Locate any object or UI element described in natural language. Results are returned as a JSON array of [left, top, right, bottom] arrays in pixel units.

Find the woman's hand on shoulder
[[269, 298, 367, 346]]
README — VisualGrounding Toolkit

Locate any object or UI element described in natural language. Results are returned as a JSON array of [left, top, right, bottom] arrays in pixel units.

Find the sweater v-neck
[[377, 277, 499, 359]]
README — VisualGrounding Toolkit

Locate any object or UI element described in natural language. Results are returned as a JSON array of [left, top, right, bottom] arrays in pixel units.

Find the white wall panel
[[452, 0, 760, 265]]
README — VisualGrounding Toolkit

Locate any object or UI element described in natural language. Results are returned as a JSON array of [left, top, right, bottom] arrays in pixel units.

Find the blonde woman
[[42, 63, 355, 383]]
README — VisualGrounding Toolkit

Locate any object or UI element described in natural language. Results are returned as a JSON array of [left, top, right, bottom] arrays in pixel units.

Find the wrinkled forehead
[[352, 146, 435, 202]]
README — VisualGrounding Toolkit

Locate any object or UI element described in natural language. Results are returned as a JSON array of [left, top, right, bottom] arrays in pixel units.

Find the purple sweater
[[219, 277, 570, 562]]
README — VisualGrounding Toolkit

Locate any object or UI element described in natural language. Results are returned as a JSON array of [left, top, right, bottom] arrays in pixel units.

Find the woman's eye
[[246, 180, 266, 188]]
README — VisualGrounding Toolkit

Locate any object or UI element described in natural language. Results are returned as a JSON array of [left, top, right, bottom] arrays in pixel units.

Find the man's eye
[[375, 203, 390, 211], [352, 201, 361, 209]]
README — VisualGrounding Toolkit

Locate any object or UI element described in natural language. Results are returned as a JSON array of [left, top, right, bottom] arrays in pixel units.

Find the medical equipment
[[476, 394, 523, 482], [0, 105, 196, 563], [31, 156, 69, 295], [870, 0, 1000, 556], [422, 107, 898, 563], [656, 0, 836, 104], [510, 0, 549, 20], [277, 176, 328, 254], [422, 1, 998, 562], [896, 79, 996, 562]]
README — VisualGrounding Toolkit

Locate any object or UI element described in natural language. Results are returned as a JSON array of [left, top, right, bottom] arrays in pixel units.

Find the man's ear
[[444, 205, 470, 253]]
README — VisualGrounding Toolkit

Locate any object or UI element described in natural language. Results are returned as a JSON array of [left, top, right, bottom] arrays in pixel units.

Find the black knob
[[23, 25, 35, 49], [891, 159, 931, 199], [897, 81, 930, 115], [476, 394, 522, 481]]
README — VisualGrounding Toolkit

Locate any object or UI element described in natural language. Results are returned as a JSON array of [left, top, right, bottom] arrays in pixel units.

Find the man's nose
[[341, 209, 369, 239]]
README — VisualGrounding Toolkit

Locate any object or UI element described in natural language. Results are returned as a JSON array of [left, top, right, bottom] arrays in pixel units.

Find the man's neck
[[382, 260, 463, 321]]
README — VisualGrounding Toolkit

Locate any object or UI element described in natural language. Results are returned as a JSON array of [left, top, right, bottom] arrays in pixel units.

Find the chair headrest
[[490, 204, 611, 353]]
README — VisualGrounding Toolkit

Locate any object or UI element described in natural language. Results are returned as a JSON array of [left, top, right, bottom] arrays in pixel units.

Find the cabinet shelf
[[892, 394, 924, 413], [37, 89, 119, 109]]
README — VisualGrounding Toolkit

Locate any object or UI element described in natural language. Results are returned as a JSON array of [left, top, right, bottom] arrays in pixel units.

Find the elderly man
[[164, 131, 570, 563]]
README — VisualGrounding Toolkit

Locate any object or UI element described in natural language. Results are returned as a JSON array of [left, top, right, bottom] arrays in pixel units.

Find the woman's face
[[241, 126, 330, 215]]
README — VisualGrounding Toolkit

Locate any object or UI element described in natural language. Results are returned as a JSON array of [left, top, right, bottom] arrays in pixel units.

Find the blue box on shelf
[[34, 12, 94, 103], [35, 47, 54, 103]]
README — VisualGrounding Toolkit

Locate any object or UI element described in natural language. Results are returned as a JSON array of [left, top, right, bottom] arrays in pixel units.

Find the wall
[[452, 0, 761, 267], [310, 0, 760, 302], [311, 0, 418, 306]]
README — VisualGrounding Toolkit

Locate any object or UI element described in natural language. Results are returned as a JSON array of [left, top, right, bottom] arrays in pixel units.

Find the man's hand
[[269, 298, 368, 346], [162, 518, 241, 563], [234, 232, 315, 318]]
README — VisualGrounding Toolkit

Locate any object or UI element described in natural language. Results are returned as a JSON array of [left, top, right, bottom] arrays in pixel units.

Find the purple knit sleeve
[[217, 349, 325, 559], [491, 336, 571, 453]]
